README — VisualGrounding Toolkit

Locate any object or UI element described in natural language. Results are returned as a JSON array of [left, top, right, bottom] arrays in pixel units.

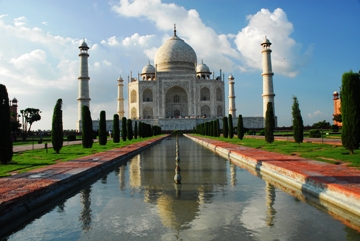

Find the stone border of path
[[185, 134, 360, 218], [0, 135, 169, 237]]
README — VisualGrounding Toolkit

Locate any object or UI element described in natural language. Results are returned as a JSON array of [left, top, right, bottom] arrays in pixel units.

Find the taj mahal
[[76, 26, 275, 131]]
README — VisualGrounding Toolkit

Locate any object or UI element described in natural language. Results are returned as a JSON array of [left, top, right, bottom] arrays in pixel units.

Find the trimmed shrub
[[51, 98, 63, 153], [228, 114, 234, 139], [82, 105, 93, 148], [99, 110, 107, 145], [309, 129, 321, 138], [67, 134, 76, 141], [223, 116, 228, 138], [122, 117, 127, 141], [259, 130, 265, 136], [113, 114, 120, 143]]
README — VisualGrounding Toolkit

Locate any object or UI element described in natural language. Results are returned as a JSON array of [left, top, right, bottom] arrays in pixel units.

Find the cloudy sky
[[1, 0, 359, 130]]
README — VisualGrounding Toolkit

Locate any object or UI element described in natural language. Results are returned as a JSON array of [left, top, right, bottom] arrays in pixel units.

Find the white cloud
[[235, 8, 312, 77], [42, 21, 48, 26], [14, 16, 27, 27], [9, 49, 47, 69], [0, 14, 8, 19], [103, 60, 112, 66], [308, 110, 323, 118]]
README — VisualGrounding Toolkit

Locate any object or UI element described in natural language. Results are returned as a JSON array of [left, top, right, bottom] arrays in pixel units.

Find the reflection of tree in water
[[230, 162, 237, 186], [119, 165, 126, 191], [79, 186, 92, 231], [265, 182, 276, 226], [101, 174, 108, 184], [56, 200, 65, 213]]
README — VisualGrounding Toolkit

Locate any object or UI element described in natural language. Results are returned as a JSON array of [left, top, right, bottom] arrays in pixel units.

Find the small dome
[[142, 63, 155, 74], [12, 97, 18, 103], [79, 40, 89, 49], [261, 36, 271, 46], [118, 76, 124, 82], [154, 31, 197, 71], [228, 74, 234, 80], [196, 61, 210, 74], [333, 91, 338, 95]]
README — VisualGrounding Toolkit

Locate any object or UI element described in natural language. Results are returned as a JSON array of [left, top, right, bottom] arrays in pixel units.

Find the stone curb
[[0, 135, 169, 237], [185, 134, 360, 217]]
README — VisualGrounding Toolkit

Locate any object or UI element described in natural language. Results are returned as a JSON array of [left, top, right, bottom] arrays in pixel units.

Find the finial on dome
[[174, 24, 177, 36]]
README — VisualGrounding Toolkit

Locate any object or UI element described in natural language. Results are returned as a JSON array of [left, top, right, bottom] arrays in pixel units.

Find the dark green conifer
[[51, 98, 63, 153], [113, 114, 120, 143], [237, 115, 244, 140], [265, 102, 275, 143], [122, 117, 127, 141], [223, 116, 228, 138], [82, 105, 93, 148], [0, 84, 13, 164], [228, 114, 234, 139], [99, 110, 107, 145], [292, 96, 304, 146]]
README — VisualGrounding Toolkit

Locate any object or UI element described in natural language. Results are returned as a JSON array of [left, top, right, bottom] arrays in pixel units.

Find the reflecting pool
[[4, 136, 360, 240]]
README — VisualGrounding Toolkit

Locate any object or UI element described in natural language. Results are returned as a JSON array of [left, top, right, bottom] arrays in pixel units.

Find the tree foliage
[[228, 114, 234, 139], [113, 114, 120, 143], [122, 117, 127, 141], [333, 113, 342, 123], [237, 114, 245, 140], [81, 105, 93, 148], [222, 116, 228, 138], [265, 102, 275, 143], [0, 84, 13, 164], [20, 108, 41, 134], [312, 120, 331, 129], [99, 110, 107, 145], [51, 99, 63, 153], [134, 121, 138, 139], [292, 96, 304, 146], [341, 71, 360, 154], [127, 119, 133, 140]]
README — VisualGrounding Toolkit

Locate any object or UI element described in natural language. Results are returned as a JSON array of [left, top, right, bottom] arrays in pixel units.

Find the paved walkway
[[13, 139, 96, 153], [0, 135, 169, 237]]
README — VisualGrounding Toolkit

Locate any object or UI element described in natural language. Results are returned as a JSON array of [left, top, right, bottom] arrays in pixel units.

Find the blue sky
[[1, 0, 359, 130]]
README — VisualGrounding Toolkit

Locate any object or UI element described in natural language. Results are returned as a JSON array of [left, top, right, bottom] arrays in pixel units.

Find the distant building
[[333, 91, 342, 126], [9, 97, 18, 122]]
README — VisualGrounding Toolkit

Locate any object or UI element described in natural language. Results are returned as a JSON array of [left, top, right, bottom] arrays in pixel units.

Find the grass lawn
[[192, 134, 360, 168], [0, 136, 163, 177]]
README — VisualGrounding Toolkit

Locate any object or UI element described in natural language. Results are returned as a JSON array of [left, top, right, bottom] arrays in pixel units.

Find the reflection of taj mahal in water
[[76, 26, 275, 131]]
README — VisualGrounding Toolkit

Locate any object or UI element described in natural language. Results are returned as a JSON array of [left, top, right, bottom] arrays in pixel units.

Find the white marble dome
[[196, 61, 210, 73], [142, 63, 155, 74], [154, 34, 197, 72]]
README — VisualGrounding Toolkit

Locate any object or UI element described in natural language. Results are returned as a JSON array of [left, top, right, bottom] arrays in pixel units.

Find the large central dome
[[154, 30, 197, 72]]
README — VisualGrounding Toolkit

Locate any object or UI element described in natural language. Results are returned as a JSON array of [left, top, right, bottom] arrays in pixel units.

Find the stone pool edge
[[185, 134, 360, 217], [0, 135, 169, 237]]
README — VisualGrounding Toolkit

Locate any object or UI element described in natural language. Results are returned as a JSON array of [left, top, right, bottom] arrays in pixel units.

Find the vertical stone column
[[77, 40, 91, 131], [228, 74, 236, 117], [261, 36, 275, 118], [117, 77, 125, 118]]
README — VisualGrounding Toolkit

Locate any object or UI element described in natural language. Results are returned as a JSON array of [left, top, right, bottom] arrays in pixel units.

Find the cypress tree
[[113, 114, 120, 143], [0, 84, 13, 164], [212, 120, 216, 137], [223, 116, 228, 138], [265, 102, 275, 143], [341, 71, 360, 154], [127, 119, 133, 140], [99, 110, 107, 145], [292, 96, 304, 146], [51, 98, 63, 153], [237, 115, 245, 140], [216, 119, 220, 137], [138, 121, 143, 138], [82, 105, 93, 148], [228, 114, 234, 139], [122, 117, 127, 141], [134, 121, 138, 139]]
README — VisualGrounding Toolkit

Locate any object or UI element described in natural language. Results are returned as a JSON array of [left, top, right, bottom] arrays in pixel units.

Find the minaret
[[261, 36, 275, 118], [76, 40, 91, 131], [117, 76, 125, 118], [228, 74, 236, 116]]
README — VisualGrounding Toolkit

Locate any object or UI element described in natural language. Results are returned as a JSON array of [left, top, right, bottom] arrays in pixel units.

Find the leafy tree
[[237, 114, 245, 140], [113, 114, 120, 143], [122, 117, 127, 141], [81, 105, 93, 148], [222, 116, 228, 138], [134, 121, 138, 139], [333, 113, 342, 123], [312, 120, 331, 129], [51, 99, 63, 153], [0, 84, 13, 164], [99, 111, 107, 145], [265, 102, 275, 143], [292, 96, 304, 146], [20, 108, 41, 134], [127, 119, 133, 140], [341, 71, 360, 154], [228, 114, 234, 139]]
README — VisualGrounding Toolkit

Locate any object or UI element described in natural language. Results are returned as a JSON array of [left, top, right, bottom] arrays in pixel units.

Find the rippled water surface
[[4, 136, 360, 240]]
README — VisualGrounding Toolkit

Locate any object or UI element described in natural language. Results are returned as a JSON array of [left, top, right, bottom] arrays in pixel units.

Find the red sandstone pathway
[[186, 135, 360, 216]]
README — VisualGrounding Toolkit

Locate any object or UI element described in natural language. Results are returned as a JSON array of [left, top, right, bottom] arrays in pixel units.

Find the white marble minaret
[[261, 36, 275, 118], [228, 74, 236, 116], [117, 76, 125, 118], [76, 40, 91, 131]]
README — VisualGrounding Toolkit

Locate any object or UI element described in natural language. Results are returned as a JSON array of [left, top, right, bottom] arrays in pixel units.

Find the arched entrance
[[165, 86, 188, 118]]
